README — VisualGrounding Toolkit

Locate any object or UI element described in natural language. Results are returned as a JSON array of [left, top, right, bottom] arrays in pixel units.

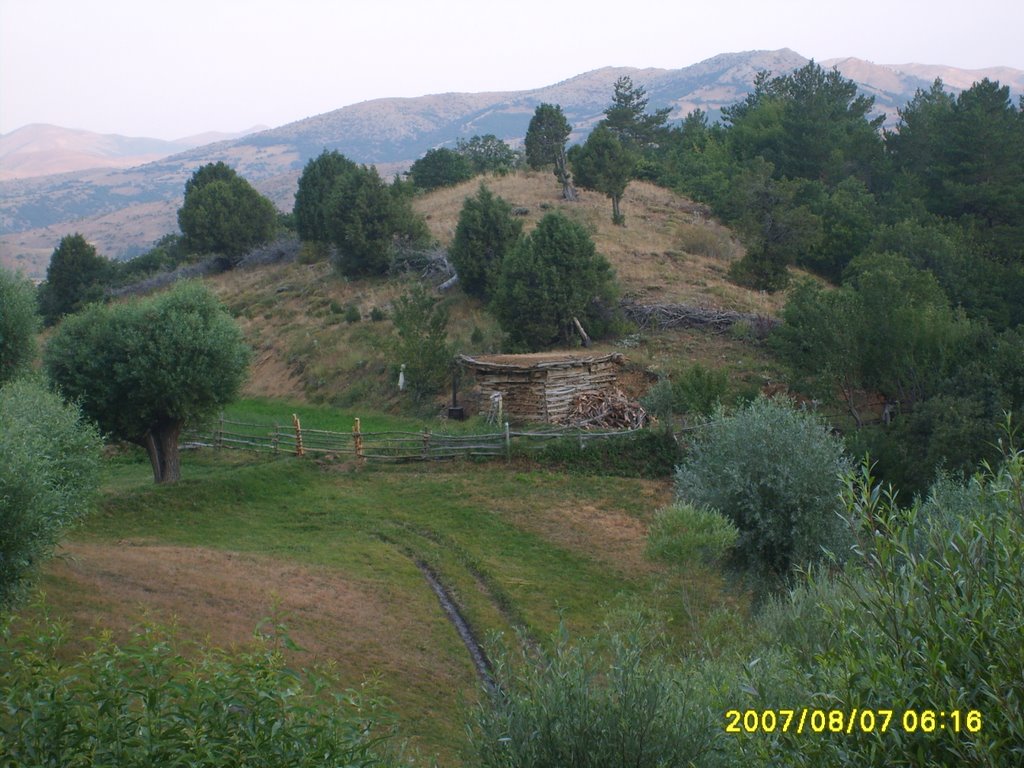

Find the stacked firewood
[[562, 389, 649, 430], [621, 301, 779, 337]]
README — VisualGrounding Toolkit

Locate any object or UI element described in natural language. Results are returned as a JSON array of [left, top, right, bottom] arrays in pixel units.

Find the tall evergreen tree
[[524, 103, 577, 201]]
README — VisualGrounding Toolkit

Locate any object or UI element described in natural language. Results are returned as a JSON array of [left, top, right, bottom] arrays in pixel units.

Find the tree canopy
[[602, 75, 671, 151], [524, 103, 577, 201], [408, 147, 474, 191], [448, 184, 523, 301], [177, 163, 277, 259], [492, 212, 616, 350], [294, 150, 360, 244], [36, 234, 113, 325], [571, 124, 637, 225], [0, 267, 39, 386], [45, 282, 250, 484]]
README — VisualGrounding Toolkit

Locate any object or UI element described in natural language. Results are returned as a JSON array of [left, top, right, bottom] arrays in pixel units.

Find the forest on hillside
[[4, 61, 1024, 767]]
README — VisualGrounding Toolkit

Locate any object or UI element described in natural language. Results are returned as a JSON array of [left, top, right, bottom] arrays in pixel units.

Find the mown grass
[[27, 424, 733, 763]]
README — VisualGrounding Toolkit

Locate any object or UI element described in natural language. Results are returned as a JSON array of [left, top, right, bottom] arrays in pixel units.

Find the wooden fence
[[183, 413, 644, 464]]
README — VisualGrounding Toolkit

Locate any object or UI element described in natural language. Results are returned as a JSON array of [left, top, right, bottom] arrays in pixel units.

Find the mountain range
[[2, 48, 1022, 278]]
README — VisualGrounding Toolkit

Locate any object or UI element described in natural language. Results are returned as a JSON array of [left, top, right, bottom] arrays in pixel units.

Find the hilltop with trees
[[3, 62, 1023, 766]]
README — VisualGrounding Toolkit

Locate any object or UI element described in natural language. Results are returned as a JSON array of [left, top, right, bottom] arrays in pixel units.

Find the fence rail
[[183, 413, 645, 464]]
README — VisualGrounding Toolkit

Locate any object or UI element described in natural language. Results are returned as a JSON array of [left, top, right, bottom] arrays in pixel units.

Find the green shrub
[[532, 428, 681, 478], [391, 285, 452, 399], [0, 616, 399, 767], [0, 379, 101, 609], [672, 363, 729, 416], [733, 445, 1024, 766], [0, 268, 38, 386], [344, 304, 362, 324], [675, 396, 851, 589], [467, 619, 720, 768]]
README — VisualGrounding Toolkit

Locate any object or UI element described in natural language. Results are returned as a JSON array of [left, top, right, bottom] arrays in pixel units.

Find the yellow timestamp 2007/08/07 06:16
[[724, 708, 983, 735]]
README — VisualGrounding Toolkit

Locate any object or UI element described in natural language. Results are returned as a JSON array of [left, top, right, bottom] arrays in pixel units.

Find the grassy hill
[[14, 173, 781, 764], [209, 171, 785, 411]]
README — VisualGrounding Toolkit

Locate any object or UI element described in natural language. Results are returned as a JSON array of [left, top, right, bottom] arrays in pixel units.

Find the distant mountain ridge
[[2, 49, 1022, 277], [0, 124, 269, 181]]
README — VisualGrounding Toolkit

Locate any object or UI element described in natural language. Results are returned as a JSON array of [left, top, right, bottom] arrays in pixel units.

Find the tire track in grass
[[374, 531, 495, 690]]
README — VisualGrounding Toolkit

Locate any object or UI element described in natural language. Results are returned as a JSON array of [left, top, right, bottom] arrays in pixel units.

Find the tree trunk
[[611, 194, 624, 225], [143, 420, 183, 484], [555, 151, 577, 201]]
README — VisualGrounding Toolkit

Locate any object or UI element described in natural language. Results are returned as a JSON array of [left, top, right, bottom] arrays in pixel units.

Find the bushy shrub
[[391, 285, 452, 399], [492, 212, 616, 351], [0, 617, 398, 766], [672, 363, 729, 416], [468, 619, 720, 768], [0, 378, 101, 608], [0, 268, 38, 386], [733, 445, 1024, 766], [675, 396, 851, 588]]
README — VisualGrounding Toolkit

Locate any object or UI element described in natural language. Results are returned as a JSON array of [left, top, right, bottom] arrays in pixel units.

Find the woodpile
[[458, 353, 626, 424], [622, 301, 779, 338], [560, 388, 648, 430]]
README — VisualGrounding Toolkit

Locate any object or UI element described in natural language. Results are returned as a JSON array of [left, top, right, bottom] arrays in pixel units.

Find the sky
[[2, 0, 1022, 140]]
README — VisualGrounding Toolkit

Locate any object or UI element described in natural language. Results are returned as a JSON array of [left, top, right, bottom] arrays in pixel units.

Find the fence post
[[272, 422, 280, 454], [505, 421, 511, 462], [216, 411, 224, 450], [353, 417, 364, 464], [293, 413, 304, 457], [422, 429, 430, 459]]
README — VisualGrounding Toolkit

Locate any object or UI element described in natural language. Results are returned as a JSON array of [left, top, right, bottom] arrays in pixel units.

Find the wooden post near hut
[[353, 417, 364, 464], [505, 421, 511, 462], [292, 413, 304, 456], [422, 429, 431, 459]]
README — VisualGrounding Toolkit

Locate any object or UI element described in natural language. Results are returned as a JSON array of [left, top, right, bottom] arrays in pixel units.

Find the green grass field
[[25, 405, 737, 763]]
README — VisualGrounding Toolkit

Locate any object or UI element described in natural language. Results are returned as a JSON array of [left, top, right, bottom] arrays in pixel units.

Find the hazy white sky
[[2, 0, 1021, 140]]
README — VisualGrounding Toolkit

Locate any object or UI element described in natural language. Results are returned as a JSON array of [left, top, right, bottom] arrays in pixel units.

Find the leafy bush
[[391, 285, 452, 399], [0, 616, 399, 767], [0, 379, 101, 608], [672, 363, 729, 416], [675, 396, 851, 588], [467, 619, 720, 768], [0, 268, 38, 386], [734, 443, 1024, 766]]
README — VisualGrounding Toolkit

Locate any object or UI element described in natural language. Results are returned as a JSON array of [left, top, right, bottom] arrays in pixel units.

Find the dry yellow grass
[[202, 172, 789, 405]]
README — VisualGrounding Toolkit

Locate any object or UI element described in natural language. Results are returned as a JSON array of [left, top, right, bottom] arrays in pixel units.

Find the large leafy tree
[[1, 378, 101, 608], [524, 103, 577, 201], [492, 212, 616, 350], [177, 163, 277, 259], [0, 267, 39, 385], [45, 282, 249, 484], [571, 124, 637, 225], [36, 233, 113, 325], [448, 184, 523, 301]]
